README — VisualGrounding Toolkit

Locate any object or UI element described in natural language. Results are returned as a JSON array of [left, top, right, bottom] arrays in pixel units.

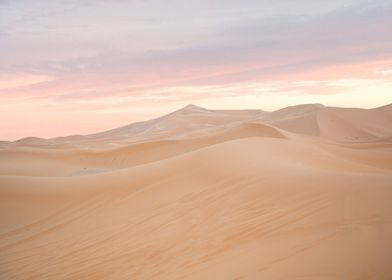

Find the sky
[[1, 0, 392, 140]]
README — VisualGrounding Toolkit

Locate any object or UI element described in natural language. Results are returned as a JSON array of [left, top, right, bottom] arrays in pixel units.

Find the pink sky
[[0, 0, 392, 140]]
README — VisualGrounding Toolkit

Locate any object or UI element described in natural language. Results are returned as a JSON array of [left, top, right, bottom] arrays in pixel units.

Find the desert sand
[[1, 103, 392, 280]]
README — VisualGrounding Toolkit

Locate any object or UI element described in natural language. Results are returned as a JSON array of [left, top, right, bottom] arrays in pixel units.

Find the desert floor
[[1, 104, 392, 279]]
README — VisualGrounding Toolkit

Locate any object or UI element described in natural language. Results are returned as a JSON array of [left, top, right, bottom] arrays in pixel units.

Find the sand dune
[[0, 122, 285, 177], [259, 104, 392, 142], [1, 104, 392, 279]]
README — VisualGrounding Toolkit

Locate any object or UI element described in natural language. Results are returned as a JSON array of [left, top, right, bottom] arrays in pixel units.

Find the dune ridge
[[1, 103, 392, 279]]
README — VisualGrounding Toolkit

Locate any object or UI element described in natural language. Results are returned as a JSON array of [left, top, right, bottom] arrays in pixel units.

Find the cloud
[[1, 0, 392, 105]]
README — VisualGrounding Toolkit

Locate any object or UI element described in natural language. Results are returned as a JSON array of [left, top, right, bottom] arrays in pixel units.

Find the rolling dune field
[[1, 104, 392, 279]]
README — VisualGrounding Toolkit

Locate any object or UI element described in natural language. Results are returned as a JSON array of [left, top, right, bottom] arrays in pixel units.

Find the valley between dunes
[[1, 103, 392, 279]]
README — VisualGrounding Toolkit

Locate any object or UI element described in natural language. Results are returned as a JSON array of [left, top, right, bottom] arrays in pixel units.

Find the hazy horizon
[[2, 101, 392, 141]]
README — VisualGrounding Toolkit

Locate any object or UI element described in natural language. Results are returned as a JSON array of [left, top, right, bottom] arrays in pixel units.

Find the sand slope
[[259, 103, 392, 141], [1, 104, 392, 280]]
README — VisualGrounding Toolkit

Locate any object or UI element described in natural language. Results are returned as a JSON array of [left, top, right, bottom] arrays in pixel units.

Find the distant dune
[[1, 104, 392, 279]]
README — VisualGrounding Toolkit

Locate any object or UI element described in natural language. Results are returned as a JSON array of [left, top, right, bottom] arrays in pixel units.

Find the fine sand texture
[[1, 104, 392, 279]]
